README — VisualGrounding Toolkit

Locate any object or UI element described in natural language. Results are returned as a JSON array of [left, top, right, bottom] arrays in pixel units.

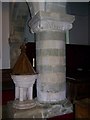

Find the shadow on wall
[[66, 2, 88, 16]]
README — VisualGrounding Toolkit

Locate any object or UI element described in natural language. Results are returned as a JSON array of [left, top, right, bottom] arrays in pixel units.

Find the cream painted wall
[[2, 3, 10, 69]]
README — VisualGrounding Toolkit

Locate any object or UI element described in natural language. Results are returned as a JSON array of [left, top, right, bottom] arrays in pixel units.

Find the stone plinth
[[6, 99, 73, 118]]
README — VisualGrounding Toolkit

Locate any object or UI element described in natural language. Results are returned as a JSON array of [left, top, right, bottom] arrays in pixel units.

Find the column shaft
[[23, 88, 27, 100], [15, 86, 19, 100], [28, 87, 33, 100], [19, 87, 24, 102], [36, 31, 66, 103]]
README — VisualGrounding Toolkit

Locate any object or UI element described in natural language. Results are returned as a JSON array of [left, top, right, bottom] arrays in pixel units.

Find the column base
[[37, 90, 66, 103], [6, 98, 73, 118], [12, 100, 36, 109]]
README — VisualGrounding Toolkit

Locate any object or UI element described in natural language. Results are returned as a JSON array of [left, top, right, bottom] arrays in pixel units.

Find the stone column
[[19, 87, 24, 102], [36, 31, 66, 103], [29, 3, 74, 103], [28, 87, 33, 100], [15, 86, 19, 100]]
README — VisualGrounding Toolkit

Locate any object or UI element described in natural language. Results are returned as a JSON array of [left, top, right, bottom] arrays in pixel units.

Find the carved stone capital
[[29, 11, 75, 33]]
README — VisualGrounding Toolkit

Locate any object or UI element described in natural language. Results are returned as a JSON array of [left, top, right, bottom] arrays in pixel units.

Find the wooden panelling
[[75, 98, 90, 119], [66, 78, 90, 103]]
